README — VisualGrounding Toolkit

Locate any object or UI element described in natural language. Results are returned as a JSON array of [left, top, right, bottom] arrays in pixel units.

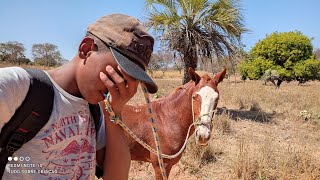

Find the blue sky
[[0, 0, 319, 60]]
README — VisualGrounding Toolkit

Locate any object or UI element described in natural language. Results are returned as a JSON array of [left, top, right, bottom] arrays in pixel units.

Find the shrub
[[239, 31, 319, 83]]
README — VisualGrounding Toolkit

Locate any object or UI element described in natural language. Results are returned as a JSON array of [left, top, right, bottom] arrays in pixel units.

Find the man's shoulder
[[0, 66, 25, 72], [0, 67, 31, 129], [0, 66, 30, 82], [0, 66, 31, 94]]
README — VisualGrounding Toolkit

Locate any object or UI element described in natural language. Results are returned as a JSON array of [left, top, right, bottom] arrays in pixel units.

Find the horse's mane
[[172, 81, 194, 95], [150, 81, 194, 104], [150, 74, 213, 103], [167, 74, 212, 98], [202, 74, 212, 81]]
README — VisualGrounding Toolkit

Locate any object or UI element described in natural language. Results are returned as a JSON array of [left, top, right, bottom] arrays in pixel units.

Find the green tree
[[145, 0, 246, 84], [293, 58, 320, 84], [32, 43, 62, 67], [238, 57, 274, 80], [0, 41, 27, 64], [239, 31, 319, 83], [250, 31, 313, 67]]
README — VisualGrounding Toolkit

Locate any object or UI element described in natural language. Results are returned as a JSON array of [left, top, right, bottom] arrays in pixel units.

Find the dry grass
[[3, 64, 319, 179], [0, 62, 53, 70], [149, 70, 213, 79], [128, 72, 320, 180]]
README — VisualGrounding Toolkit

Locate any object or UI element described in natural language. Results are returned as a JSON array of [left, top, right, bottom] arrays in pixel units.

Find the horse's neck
[[158, 82, 195, 133]]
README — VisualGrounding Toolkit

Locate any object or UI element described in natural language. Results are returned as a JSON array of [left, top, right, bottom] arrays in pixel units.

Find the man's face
[[76, 51, 133, 104]]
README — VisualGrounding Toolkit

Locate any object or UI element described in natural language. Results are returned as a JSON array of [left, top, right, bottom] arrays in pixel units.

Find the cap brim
[[110, 47, 158, 94]]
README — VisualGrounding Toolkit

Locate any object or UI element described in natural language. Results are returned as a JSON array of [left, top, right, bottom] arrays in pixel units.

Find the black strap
[[0, 68, 54, 178], [89, 104, 102, 135], [89, 103, 103, 178]]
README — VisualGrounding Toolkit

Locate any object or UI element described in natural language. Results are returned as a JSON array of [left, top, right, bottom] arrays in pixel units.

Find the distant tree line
[[148, 48, 184, 77], [0, 41, 64, 66]]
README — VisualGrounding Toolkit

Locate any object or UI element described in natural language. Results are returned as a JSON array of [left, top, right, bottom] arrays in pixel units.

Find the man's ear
[[213, 68, 227, 85], [78, 37, 96, 59], [188, 67, 201, 84]]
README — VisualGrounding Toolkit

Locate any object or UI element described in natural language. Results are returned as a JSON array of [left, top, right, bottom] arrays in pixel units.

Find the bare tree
[[314, 48, 320, 60], [0, 41, 26, 64], [148, 53, 161, 77], [173, 53, 183, 74], [32, 43, 62, 66], [157, 50, 173, 76], [148, 50, 173, 77]]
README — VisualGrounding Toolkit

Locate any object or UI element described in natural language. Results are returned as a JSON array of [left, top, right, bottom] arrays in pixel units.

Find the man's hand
[[99, 65, 138, 116], [98, 65, 138, 180]]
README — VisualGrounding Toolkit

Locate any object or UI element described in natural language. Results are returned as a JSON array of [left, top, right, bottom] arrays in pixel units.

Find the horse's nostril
[[195, 130, 199, 137]]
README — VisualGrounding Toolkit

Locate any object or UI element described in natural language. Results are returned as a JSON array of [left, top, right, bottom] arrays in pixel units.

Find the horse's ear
[[213, 68, 227, 85], [188, 67, 200, 84]]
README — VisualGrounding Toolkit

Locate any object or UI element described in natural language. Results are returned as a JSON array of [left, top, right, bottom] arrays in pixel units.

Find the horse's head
[[189, 67, 226, 146]]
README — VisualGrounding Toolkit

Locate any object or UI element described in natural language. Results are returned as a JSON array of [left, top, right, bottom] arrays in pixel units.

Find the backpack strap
[[89, 103, 102, 135], [0, 68, 54, 177], [88, 103, 104, 178]]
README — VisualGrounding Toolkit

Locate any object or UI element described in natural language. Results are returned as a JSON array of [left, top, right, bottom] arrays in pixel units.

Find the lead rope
[[103, 92, 216, 158], [140, 83, 167, 180], [104, 82, 167, 180], [104, 86, 217, 180], [105, 100, 193, 159]]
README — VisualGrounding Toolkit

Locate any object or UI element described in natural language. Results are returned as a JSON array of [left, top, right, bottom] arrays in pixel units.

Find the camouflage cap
[[87, 13, 158, 93]]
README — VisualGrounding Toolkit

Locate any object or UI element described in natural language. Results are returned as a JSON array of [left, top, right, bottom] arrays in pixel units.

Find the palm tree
[[145, 0, 247, 84]]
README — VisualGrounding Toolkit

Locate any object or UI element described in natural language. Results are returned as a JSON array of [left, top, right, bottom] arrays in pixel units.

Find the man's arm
[[103, 112, 131, 180], [95, 102, 131, 180], [97, 65, 138, 180]]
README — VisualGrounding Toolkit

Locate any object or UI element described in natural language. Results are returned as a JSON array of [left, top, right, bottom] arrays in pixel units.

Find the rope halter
[[191, 94, 217, 128]]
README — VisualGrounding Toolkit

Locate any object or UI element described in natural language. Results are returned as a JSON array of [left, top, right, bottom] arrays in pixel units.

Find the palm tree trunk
[[182, 53, 197, 84]]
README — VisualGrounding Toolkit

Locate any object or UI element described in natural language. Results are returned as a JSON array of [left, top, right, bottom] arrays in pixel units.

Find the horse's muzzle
[[195, 125, 211, 146]]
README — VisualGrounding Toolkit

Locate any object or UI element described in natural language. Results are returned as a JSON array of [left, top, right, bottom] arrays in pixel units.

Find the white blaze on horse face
[[195, 86, 218, 145], [196, 86, 218, 124]]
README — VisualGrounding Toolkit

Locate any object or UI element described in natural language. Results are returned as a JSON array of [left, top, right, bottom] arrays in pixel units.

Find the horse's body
[[120, 68, 226, 179], [122, 83, 194, 178]]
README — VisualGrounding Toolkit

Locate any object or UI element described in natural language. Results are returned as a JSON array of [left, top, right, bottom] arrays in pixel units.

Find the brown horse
[[119, 68, 225, 179]]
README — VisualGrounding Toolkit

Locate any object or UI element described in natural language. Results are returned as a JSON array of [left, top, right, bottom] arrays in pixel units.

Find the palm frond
[[145, 0, 248, 77], [145, 0, 177, 15]]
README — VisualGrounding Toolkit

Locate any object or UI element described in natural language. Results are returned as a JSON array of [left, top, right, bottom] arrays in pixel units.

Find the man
[[0, 14, 158, 179]]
